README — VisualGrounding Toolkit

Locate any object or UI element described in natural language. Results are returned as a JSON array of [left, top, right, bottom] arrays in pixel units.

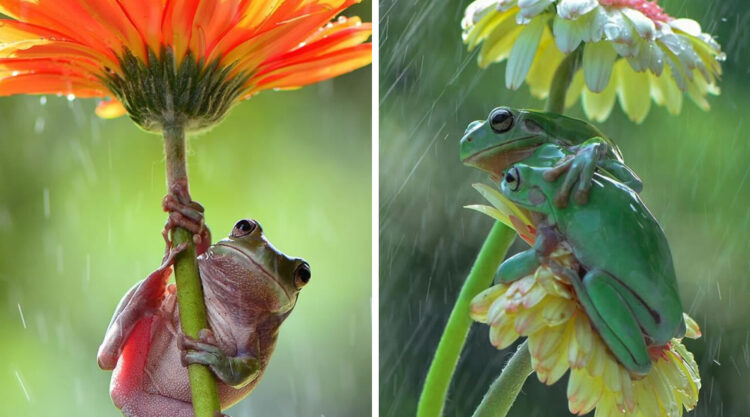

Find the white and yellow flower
[[468, 184, 702, 417], [462, 0, 724, 123]]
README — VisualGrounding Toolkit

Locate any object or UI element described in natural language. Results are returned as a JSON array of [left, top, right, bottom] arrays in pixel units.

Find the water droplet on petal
[[11, 70, 19, 76]]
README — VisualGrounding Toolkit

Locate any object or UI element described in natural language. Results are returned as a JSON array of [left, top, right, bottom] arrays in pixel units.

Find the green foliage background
[[0, 17, 372, 417], [379, 1, 750, 416]]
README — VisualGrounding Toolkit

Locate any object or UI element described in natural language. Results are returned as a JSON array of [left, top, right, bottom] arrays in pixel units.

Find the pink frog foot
[[162, 182, 211, 255]]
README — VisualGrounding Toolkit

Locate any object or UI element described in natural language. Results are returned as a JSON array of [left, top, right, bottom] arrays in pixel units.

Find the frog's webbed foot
[[543, 141, 605, 208], [162, 184, 211, 255], [179, 329, 261, 389]]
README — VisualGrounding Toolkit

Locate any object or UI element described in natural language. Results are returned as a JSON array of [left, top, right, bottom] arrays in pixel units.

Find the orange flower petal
[[253, 44, 371, 91]]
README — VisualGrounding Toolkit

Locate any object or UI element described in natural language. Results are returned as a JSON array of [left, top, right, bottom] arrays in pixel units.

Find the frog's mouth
[[215, 242, 293, 303], [463, 137, 540, 175]]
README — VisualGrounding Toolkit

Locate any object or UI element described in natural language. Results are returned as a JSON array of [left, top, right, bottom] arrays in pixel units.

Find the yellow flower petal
[[569, 368, 603, 415], [582, 70, 617, 122], [470, 284, 509, 322], [616, 59, 652, 123]]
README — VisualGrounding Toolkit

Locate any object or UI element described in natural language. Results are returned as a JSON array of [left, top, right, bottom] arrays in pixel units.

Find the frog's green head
[[215, 219, 311, 314], [499, 163, 557, 217], [460, 107, 549, 176]]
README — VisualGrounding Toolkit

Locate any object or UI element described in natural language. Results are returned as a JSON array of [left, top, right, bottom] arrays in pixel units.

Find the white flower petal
[[506, 14, 548, 90], [497, 0, 519, 12], [603, 10, 637, 56], [463, 0, 499, 28], [552, 15, 583, 53], [556, 0, 598, 20], [621, 8, 656, 41], [580, 6, 608, 43], [669, 18, 702, 37], [518, 0, 553, 19], [583, 41, 618, 92]]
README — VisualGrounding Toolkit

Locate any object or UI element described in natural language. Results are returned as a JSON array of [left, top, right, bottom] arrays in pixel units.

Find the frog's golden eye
[[294, 263, 311, 289], [489, 108, 513, 133], [232, 219, 257, 237], [505, 167, 521, 191]]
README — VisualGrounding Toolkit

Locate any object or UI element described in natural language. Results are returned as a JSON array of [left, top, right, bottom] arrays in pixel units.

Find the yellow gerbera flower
[[468, 184, 701, 417], [462, 0, 724, 123], [0, 0, 372, 131]]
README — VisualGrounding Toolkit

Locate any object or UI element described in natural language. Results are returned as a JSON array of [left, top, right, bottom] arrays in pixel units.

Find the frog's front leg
[[162, 182, 211, 255], [547, 262, 652, 375], [495, 225, 558, 284], [97, 242, 187, 370], [543, 137, 643, 207], [179, 329, 261, 389]]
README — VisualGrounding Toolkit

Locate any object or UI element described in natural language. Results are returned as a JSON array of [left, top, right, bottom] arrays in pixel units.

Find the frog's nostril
[[467, 137, 472, 142]]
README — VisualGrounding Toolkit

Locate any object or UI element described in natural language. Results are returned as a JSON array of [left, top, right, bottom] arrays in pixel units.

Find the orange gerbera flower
[[0, 0, 372, 131]]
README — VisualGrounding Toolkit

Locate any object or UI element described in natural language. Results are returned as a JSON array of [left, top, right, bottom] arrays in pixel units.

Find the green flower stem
[[163, 123, 221, 417], [417, 222, 516, 417], [547, 47, 581, 114], [471, 340, 531, 417]]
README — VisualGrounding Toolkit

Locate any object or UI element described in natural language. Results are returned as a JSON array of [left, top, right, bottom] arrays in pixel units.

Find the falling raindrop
[[18, 303, 27, 329], [43, 188, 50, 218], [15, 370, 31, 401], [34, 117, 45, 134], [39, 96, 47, 105]]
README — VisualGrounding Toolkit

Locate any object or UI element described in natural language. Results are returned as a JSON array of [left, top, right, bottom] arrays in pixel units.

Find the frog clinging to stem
[[97, 207, 311, 416]]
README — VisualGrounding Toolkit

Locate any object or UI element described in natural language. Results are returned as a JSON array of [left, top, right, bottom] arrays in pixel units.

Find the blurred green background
[[0, 9, 371, 416], [380, 1, 749, 416]]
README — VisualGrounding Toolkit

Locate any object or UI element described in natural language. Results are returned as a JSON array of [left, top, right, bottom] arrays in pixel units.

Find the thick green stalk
[[417, 222, 516, 417], [471, 341, 531, 417], [163, 124, 221, 417]]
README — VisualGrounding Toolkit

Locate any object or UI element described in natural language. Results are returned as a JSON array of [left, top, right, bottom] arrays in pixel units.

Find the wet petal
[[557, 0, 598, 20], [583, 41, 618, 92], [505, 14, 548, 89]]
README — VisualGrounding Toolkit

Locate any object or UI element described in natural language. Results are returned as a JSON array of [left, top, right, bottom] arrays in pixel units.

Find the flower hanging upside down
[[467, 185, 701, 417], [0, 0, 372, 131], [461, 0, 724, 123]]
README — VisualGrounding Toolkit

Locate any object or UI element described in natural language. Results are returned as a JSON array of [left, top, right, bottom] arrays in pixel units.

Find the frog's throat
[[463, 140, 540, 176], [214, 242, 293, 303]]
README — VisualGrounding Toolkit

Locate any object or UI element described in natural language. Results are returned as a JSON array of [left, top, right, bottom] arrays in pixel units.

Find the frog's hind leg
[[549, 264, 651, 375], [97, 242, 187, 370]]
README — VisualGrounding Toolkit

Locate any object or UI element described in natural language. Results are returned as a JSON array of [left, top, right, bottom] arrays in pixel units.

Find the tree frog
[[97, 218, 311, 416], [460, 107, 643, 207], [495, 162, 685, 375]]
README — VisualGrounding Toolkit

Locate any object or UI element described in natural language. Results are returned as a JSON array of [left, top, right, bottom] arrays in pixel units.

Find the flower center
[[598, 0, 672, 23], [101, 47, 250, 132]]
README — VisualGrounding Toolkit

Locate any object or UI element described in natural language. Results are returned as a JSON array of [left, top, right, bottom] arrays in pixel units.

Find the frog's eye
[[231, 219, 257, 237], [489, 108, 513, 133], [505, 167, 521, 191], [294, 263, 311, 289]]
